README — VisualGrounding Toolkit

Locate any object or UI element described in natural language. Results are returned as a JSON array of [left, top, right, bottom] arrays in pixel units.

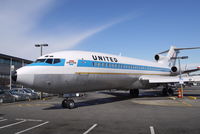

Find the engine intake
[[154, 54, 167, 62], [171, 66, 177, 72], [154, 55, 159, 61]]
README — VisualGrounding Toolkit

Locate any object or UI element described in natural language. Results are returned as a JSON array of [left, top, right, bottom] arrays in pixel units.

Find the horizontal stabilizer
[[183, 68, 200, 74], [158, 47, 200, 54]]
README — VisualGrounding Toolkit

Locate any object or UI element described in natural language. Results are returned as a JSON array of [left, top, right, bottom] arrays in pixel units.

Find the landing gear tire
[[62, 99, 75, 109], [162, 88, 174, 96], [168, 88, 174, 96], [162, 88, 168, 96], [130, 89, 139, 97]]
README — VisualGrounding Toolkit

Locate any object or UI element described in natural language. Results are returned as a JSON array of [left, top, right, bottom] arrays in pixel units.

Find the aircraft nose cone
[[16, 67, 34, 87], [12, 71, 17, 82]]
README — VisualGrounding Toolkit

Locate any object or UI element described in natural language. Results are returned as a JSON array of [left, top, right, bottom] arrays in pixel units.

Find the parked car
[[35, 91, 50, 98], [9, 90, 28, 101], [0, 89, 15, 103], [23, 88, 39, 99], [10, 89, 30, 100]]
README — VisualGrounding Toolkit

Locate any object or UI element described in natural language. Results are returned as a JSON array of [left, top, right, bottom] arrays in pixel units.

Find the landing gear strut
[[62, 98, 75, 109], [162, 87, 174, 96], [130, 89, 139, 97]]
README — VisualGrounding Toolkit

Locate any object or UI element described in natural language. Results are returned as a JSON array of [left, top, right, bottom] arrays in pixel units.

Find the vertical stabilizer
[[167, 46, 178, 67], [167, 46, 177, 59]]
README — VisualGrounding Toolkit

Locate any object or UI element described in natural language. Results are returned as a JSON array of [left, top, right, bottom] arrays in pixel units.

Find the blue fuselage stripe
[[27, 59, 170, 72], [77, 60, 170, 72]]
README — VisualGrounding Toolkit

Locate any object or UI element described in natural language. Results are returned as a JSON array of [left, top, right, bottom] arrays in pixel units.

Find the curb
[[188, 96, 197, 100], [168, 97, 176, 100]]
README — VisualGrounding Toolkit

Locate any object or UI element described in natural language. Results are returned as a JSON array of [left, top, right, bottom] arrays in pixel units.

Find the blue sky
[[0, 0, 200, 67]]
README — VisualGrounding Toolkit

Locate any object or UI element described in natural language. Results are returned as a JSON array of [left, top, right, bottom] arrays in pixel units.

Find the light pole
[[171, 56, 188, 98], [35, 44, 48, 56], [35, 44, 48, 99], [9, 58, 13, 89]]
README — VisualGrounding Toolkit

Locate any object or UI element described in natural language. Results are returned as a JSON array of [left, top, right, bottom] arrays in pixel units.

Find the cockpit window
[[34, 58, 61, 64], [35, 59, 46, 63], [46, 59, 53, 64], [53, 59, 61, 64]]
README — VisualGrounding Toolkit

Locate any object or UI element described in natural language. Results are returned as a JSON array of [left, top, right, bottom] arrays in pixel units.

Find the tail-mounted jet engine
[[171, 66, 178, 72], [170, 66, 179, 75], [154, 54, 166, 61]]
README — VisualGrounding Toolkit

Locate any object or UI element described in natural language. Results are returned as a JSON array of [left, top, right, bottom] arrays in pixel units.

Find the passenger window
[[112, 64, 115, 68], [93, 62, 97, 67], [97, 63, 101, 67], [53, 59, 61, 64], [46, 59, 53, 64]]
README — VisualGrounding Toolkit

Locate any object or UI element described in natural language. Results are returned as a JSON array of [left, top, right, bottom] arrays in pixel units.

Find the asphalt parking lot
[[1, 87, 200, 134]]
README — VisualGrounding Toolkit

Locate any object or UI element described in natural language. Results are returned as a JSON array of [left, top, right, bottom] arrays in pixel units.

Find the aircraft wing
[[182, 66, 200, 74], [139, 75, 200, 84]]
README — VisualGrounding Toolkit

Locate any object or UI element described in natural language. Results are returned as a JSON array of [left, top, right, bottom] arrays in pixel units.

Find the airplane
[[12, 46, 200, 109]]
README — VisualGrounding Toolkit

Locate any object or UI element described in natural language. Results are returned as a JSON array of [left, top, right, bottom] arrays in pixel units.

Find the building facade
[[0, 53, 32, 89]]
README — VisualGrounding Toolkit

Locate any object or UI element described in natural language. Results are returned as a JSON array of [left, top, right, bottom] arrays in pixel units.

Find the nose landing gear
[[130, 89, 139, 97], [62, 98, 75, 109]]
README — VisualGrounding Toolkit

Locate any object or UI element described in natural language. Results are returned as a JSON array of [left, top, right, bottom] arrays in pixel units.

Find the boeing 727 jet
[[12, 46, 200, 109]]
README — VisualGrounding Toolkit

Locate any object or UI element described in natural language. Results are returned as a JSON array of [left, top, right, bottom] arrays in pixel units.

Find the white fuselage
[[16, 51, 171, 94]]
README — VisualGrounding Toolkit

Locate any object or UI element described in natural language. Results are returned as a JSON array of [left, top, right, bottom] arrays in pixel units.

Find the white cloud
[[0, 0, 134, 60], [41, 15, 134, 53], [0, 0, 55, 59]]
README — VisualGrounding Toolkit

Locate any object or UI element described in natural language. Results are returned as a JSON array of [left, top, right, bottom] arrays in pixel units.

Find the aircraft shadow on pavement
[[43, 91, 170, 110], [182, 93, 200, 97], [182, 88, 200, 97], [102, 91, 167, 98], [76, 95, 131, 108], [43, 92, 133, 110], [0, 114, 5, 117]]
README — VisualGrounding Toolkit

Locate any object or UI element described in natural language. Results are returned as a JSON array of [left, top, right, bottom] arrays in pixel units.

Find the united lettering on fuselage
[[92, 55, 118, 62]]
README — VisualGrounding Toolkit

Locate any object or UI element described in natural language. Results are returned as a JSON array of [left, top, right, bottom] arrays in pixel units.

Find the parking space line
[[0, 119, 7, 122], [0, 120, 26, 129], [83, 124, 98, 134], [150, 126, 155, 134], [15, 121, 49, 134], [16, 118, 42, 122]]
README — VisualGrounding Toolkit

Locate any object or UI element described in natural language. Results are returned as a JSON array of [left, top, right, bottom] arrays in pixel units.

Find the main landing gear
[[130, 89, 139, 97], [162, 87, 174, 96], [62, 98, 75, 109]]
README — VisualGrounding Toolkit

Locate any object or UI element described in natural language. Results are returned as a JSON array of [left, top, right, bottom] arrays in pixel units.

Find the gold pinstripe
[[75, 72, 170, 76]]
